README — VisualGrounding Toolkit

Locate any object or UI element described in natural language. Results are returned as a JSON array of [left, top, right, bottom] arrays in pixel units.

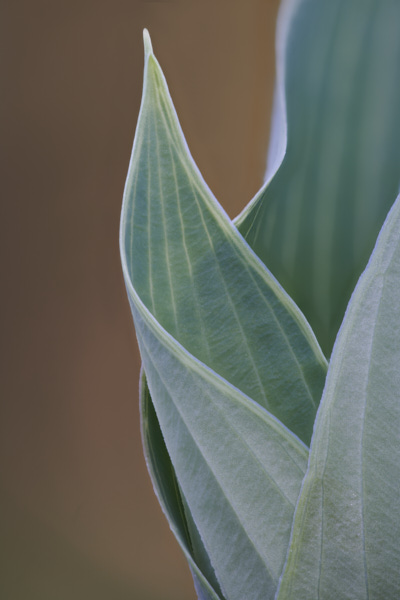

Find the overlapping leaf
[[122, 31, 326, 445], [120, 32, 327, 599], [140, 371, 223, 600], [276, 194, 400, 599], [132, 302, 309, 600], [236, 0, 400, 356]]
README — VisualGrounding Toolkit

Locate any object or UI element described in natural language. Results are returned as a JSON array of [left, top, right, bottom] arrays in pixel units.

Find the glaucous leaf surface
[[131, 304, 308, 600], [276, 194, 400, 599], [236, 0, 400, 356], [120, 31, 324, 600], [121, 31, 326, 446]]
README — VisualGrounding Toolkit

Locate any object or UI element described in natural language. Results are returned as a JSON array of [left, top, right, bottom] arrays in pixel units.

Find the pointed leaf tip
[[143, 29, 153, 58]]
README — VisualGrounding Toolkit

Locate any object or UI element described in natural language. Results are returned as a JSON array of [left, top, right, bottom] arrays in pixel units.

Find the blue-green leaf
[[276, 193, 400, 599], [120, 31, 326, 599], [236, 0, 400, 356], [121, 31, 326, 445], [133, 304, 308, 600]]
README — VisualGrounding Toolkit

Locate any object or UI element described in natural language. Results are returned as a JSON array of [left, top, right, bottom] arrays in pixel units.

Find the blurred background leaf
[[0, 1, 279, 598], [237, 0, 400, 357]]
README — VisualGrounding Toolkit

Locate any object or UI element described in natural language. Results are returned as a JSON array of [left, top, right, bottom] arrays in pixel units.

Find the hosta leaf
[[132, 303, 308, 600], [122, 30, 326, 446], [276, 193, 400, 599], [140, 370, 223, 600], [236, 0, 400, 356], [120, 31, 325, 600]]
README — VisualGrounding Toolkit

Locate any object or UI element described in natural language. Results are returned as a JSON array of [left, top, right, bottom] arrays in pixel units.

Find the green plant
[[120, 1, 400, 598]]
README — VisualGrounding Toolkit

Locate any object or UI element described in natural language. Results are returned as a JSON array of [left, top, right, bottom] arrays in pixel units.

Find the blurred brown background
[[1, 1, 279, 598]]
